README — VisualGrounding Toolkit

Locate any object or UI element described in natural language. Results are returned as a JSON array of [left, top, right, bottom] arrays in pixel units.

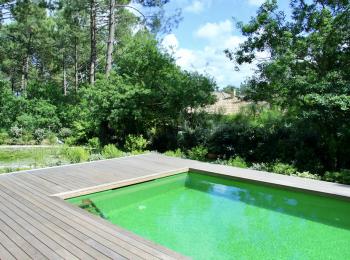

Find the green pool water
[[68, 172, 350, 259]]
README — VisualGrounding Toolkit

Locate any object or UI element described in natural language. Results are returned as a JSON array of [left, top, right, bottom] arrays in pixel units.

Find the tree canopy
[[225, 0, 350, 171]]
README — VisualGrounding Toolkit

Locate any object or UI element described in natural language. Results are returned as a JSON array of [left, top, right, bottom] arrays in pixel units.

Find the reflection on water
[[186, 173, 350, 230]]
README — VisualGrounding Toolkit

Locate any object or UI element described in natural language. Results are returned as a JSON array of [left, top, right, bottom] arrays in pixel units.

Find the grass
[[0, 146, 69, 173], [0, 145, 132, 174]]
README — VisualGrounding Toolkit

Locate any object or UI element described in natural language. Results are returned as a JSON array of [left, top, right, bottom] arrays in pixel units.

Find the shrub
[[324, 170, 350, 185], [250, 162, 270, 172], [43, 133, 58, 145], [164, 149, 184, 158], [21, 132, 35, 144], [89, 153, 104, 161], [187, 145, 208, 161], [124, 135, 149, 153], [33, 128, 46, 144], [102, 144, 123, 159], [64, 136, 77, 146], [59, 128, 72, 139], [9, 126, 23, 139], [271, 162, 297, 176], [294, 171, 321, 180], [226, 156, 248, 168], [0, 131, 10, 145], [88, 137, 101, 151], [61, 146, 89, 163]]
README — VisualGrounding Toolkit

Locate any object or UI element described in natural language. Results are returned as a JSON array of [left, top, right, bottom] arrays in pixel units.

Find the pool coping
[[52, 158, 350, 201]]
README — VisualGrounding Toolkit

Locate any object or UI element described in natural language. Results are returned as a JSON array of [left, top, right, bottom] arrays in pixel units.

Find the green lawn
[[0, 146, 68, 174]]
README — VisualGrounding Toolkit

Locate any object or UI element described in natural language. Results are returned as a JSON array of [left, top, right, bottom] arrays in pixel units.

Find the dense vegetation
[[1, 0, 349, 184], [0, 0, 215, 146]]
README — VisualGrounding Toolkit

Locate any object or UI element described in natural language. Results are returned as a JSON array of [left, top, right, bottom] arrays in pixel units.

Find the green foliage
[[124, 135, 149, 153], [59, 128, 72, 139], [88, 153, 104, 162], [44, 133, 58, 145], [87, 137, 101, 152], [164, 149, 184, 158], [187, 145, 208, 161], [33, 128, 46, 144], [0, 131, 10, 145], [21, 132, 35, 145], [271, 162, 297, 176], [0, 167, 32, 174], [223, 0, 350, 175], [324, 170, 350, 185], [83, 34, 215, 143], [226, 156, 248, 168], [101, 144, 123, 159], [61, 146, 89, 163], [9, 126, 23, 139], [250, 162, 270, 172], [294, 171, 321, 181], [64, 136, 77, 146]]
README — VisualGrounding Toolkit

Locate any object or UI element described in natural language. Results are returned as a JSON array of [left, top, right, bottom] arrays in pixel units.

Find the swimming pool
[[68, 171, 350, 259]]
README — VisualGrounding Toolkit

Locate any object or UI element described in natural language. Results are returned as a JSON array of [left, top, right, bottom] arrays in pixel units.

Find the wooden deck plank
[[13, 172, 66, 194], [0, 216, 48, 260], [2, 177, 159, 260], [0, 241, 16, 260], [0, 230, 31, 260], [0, 193, 80, 260], [0, 187, 108, 260]]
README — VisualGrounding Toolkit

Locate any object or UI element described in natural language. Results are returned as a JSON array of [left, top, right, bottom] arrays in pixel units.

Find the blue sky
[[159, 0, 290, 88]]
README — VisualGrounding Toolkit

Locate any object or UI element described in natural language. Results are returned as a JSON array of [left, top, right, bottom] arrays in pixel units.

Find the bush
[[164, 149, 184, 158], [271, 162, 297, 176], [43, 132, 58, 145], [324, 170, 350, 184], [226, 156, 248, 168], [187, 145, 208, 161], [250, 162, 270, 172], [33, 128, 46, 144], [89, 153, 104, 161], [21, 132, 35, 144], [88, 137, 101, 151], [124, 135, 149, 153], [9, 126, 23, 139], [0, 131, 10, 145], [59, 128, 72, 139], [101, 144, 123, 159], [294, 171, 321, 180], [61, 146, 89, 163], [64, 136, 77, 146]]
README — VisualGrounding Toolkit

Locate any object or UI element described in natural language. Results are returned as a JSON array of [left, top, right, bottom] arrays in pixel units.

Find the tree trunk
[[89, 0, 97, 85], [105, 0, 116, 76], [63, 52, 67, 96], [21, 55, 29, 92], [74, 38, 79, 91]]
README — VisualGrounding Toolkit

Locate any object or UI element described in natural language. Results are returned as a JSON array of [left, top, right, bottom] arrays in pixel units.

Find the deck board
[[0, 152, 349, 259]]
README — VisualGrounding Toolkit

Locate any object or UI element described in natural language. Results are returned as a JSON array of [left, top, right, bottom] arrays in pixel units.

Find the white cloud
[[184, 0, 212, 14], [184, 0, 204, 14], [162, 20, 265, 88], [161, 34, 179, 52], [247, 0, 265, 6], [196, 20, 233, 40]]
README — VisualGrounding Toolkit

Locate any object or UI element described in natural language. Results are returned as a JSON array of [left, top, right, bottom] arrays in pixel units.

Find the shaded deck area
[[0, 153, 349, 259]]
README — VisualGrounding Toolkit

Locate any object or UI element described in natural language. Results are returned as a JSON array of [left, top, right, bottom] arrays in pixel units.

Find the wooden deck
[[0, 153, 350, 259]]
